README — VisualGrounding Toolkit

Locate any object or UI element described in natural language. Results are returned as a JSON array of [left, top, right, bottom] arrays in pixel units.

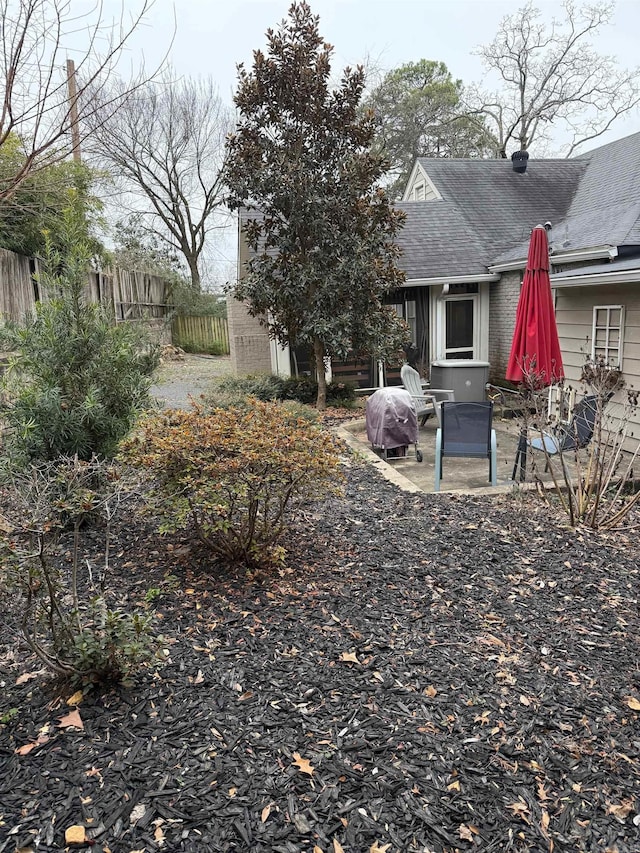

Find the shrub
[[0, 199, 159, 465], [0, 457, 158, 686], [121, 401, 343, 567], [178, 337, 226, 356], [203, 374, 357, 409], [520, 356, 640, 529]]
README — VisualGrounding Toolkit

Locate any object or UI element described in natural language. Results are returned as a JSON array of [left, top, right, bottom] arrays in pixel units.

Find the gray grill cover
[[366, 388, 418, 449]]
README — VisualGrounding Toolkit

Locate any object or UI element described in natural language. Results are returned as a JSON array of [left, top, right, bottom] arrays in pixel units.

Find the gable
[[401, 162, 442, 202]]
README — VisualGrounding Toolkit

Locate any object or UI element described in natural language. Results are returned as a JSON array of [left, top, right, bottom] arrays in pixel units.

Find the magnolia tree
[[224, 2, 409, 409]]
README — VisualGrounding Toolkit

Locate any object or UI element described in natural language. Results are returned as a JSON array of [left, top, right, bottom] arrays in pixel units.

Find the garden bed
[[1, 458, 639, 852]]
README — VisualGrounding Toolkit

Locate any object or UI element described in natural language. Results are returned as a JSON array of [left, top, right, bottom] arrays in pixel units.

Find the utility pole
[[66, 59, 82, 162]]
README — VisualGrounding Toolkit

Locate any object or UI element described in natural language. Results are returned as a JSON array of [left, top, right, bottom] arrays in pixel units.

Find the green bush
[[0, 199, 159, 464], [121, 401, 343, 567], [177, 337, 227, 356], [203, 374, 357, 409], [0, 457, 158, 686]]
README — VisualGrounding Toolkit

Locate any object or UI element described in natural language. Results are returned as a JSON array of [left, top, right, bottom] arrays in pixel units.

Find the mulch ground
[[1, 436, 640, 852]]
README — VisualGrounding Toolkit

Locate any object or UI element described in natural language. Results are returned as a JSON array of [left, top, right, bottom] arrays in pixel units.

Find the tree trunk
[[186, 254, 201, 290], [313, 336, 327, 411]]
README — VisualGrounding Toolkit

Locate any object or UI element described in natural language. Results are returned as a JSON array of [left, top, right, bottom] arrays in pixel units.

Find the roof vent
[[511, 150, 529, 173]]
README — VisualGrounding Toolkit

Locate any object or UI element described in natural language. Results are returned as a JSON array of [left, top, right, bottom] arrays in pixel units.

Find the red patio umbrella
[[506, 225, 564, 386]]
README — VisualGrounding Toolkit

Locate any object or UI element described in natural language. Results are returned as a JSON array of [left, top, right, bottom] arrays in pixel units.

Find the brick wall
[[226, 295, 272, 375], [488, 271, 521, 381]]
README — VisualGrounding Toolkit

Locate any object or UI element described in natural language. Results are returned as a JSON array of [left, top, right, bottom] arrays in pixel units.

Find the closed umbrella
[[506, 225, 564, 385], [507, 225, 564, 480]]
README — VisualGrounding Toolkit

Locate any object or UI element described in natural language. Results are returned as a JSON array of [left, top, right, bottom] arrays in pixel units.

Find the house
[[228, 131, 640, 424]]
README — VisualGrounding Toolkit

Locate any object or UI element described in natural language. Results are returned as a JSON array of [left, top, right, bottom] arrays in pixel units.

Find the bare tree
[[85, 69, 232, 290], [0, 0, 165, 201], [471, 0, 640, 158]]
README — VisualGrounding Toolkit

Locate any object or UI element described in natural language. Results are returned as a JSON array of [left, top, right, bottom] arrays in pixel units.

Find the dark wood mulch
[[1, 452, 640, 853]]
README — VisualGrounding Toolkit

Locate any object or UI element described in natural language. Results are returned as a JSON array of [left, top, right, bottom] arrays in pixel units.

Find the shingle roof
[[398, 158, 586, 278], [395, 202, 490, 279], [400, 132, 640, 277]]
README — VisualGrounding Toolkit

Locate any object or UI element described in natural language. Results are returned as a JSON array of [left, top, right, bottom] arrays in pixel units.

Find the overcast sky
[[131, 0, 640, 146], [76, 0, 640, 284]]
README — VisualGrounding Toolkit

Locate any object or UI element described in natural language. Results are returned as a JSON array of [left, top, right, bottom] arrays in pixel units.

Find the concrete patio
[[337, 412, 551, 495]]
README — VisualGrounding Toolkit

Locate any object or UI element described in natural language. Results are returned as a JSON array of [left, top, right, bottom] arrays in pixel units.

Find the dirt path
[[150, 353, 233, 409]]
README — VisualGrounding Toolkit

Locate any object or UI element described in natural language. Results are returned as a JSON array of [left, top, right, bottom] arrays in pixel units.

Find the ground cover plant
[[1, 456, 639, 852], [205, 373, 357, 409]]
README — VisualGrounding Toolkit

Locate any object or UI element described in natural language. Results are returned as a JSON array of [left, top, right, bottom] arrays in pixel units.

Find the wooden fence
[[0, 248, 172, 341], [171, 314, 230, 354]]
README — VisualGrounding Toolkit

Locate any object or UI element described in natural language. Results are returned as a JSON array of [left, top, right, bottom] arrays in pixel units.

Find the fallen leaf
[[370, 844, 391, 853], [447, 780, 460, 791], [606, 798, 635, 821], [519, 695, 531, 706], [339, 651, 359, 664], [58, 709, 83, 730], [66, 690, 83, 706], [313, 847, 324, 853], [15, 671, 40, 685], [292, 751, 315, 776], [15, 735, 49, 755], [154, 824, 165, 845], [626, 696, 640, 711], [65, 825, 86, 844], [193, 670, 204, 685], [261, 804, 272, 823], [333, 840, 345, 853], [423, 685, 437, 697], [228, 787, 237, 797], [459, 824, 475, 841], [507, 799, 531, 824]]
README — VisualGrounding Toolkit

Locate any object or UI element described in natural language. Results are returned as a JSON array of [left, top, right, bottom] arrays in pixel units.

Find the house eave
[[489, 245, 618, 273], [404, 273, 500, 287], [551, 267, 640, 288]]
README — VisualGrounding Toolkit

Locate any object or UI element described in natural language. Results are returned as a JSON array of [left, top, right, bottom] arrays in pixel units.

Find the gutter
[[489, 245, 618, 273], [405, 273, 499, 287], [551, 266, 640, 288]]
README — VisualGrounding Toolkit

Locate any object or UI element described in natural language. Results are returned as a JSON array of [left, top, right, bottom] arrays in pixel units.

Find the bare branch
[[84, 67, 233, 289], [0, 0, 172, 202], [470, 0, 640, 157]]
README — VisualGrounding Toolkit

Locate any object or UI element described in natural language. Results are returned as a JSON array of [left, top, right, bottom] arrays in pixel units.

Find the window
[[592, 305, 624, 368], [387, 292, 417, 344]]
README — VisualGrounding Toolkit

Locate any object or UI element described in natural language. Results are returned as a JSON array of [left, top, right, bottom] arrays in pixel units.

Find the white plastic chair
[[400, 363, 454, 426]]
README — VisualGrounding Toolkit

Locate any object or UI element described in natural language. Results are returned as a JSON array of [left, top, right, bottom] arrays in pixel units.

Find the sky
[[71, 0, 640, 285]]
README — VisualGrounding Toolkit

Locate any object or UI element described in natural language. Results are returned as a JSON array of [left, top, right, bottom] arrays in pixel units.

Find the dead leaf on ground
[[15, 735, 49, 755], [459, 824, 477, 841], [339, 651, 360, 664], [15, 671, 41, 685], [423, 685, 437, 697], [58, 709, 83, 730], [66, 690, 83, 706], [333, 839, 345, 853], [292, 751, 315, 776], [261, 803, 272, 823], [626, 696, 640, 711], [606, 798, 635, 821], [64, 825, 86, 844], [370, 843, 391, 853]]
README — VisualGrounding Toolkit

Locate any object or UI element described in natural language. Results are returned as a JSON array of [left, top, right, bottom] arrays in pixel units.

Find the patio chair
[[400, 363, 454, 426], [435, 401, 497, 492], [512, 393, 603, 481]]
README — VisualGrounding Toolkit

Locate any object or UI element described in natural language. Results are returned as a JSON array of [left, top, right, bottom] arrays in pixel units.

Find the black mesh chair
[[435, 402, 497, 492], [512, 394, 601, 481]]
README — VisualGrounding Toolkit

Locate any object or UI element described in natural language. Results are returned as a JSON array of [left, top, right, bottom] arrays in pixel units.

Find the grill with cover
[[365, 387, 423, 463]]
